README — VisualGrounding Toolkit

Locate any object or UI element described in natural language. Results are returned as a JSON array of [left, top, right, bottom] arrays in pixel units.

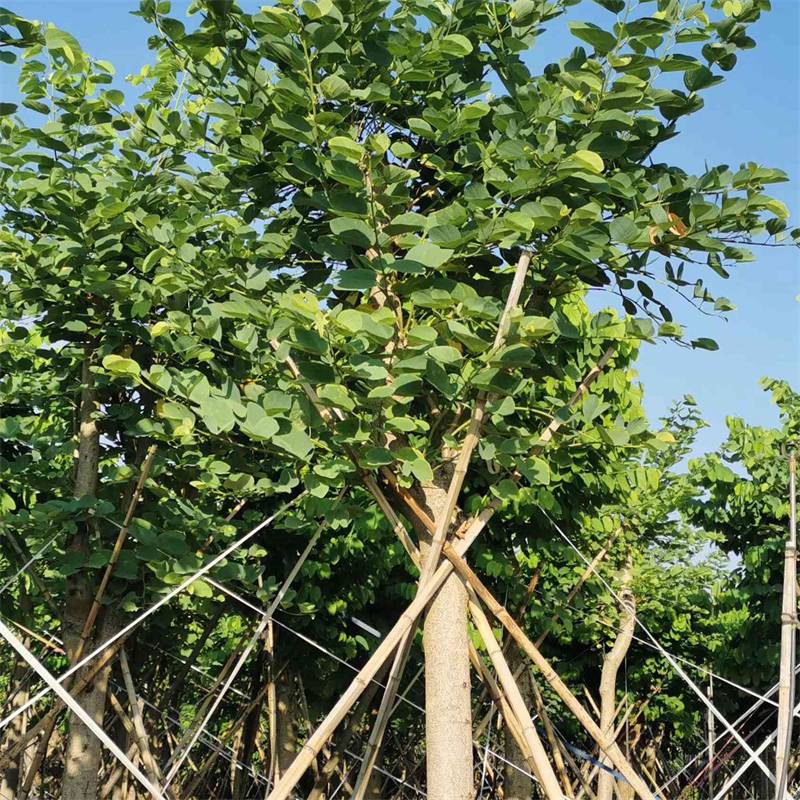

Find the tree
[[0, 0, 792, 797]]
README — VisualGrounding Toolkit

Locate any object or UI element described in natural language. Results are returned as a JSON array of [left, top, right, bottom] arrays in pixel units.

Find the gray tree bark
[[275, 666, 299, 780], [417, 476, 473, 800], [62, 353, 109, 800], [597, 568, 635, 800]]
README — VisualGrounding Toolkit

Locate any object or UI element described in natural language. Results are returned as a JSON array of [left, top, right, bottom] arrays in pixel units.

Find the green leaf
[[0, 103, 17, 116], [188, 579, 214, 598], [439, 34, 473, 57], [609, 216, 641, 244], [200, 396, 236, 435], [329, 135, 364, 161], [273, 427, 314, 459], [335, 269, 377, 291], [427, 345, 461, 364], [319, 74, 349, 99], [386, 212, 426, 234], [691, 337, 719, 351], [402, 455, 429, 483], [684, 66, 717, 92], [568, 21, 617, 54], [240, 403, 279, 440], [336, 309, 369, 333], [330, 217, 375, 246], [359, 447, 394, 468], [405, 243, 453, 269], [569, 149, 605, 174], [318, 383, 355, 412], [521, 456, 550, 485], [102, 355, 141, 380], [205, 100, 236, 118], [302, 0, 334, 19]]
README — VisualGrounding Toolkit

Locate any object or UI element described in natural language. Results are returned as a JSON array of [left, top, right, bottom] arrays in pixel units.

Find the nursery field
[[0, 1, 797, 798]]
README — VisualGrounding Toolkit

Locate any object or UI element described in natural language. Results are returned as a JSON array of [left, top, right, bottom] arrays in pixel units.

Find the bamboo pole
[[119, 648, 166, 791], [707, 673, 715, 800], [0, 617, 162, 800], [475, 530, 619, 741], [265, 511, 490, 800], [443, 545, 658, 800], [417, 249, 531, 586], [469, 596, 564, 800], [531, 674, 575, 798], [266, 344, 615, 799], [775, 449, 797, 800], [307, 667, 387, 800], [74, 445, 158, 668]]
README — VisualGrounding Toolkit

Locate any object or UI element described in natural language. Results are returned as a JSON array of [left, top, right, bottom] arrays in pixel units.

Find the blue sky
[[3, 0, 798, 456]]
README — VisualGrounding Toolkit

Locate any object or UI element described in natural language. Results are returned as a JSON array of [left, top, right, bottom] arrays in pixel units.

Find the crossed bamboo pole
[[265, 338, 662, 800], [352, 250, 534, 799]]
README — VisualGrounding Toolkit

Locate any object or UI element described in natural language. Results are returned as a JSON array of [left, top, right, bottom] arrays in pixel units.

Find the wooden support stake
[[265, 512, 490, 800], [469, 595, 564, 800], [531, 674, 575, 798], [443, 544, 657, 800], [77, 445, 158, 655], [119, 648, 166, 791], [775, 449, 797, 800]]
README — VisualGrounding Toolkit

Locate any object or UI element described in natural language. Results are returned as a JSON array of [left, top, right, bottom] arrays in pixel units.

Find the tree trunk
[[504, 646, 534, 800], [275, 665, 299, 780], [62, 353, 108, 800], [417, 476, 473, 800], [597, 568, 635, 800]]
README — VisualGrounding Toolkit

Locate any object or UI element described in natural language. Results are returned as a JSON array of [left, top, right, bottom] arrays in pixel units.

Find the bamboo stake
[[99, 741, 140, 800], [531, 674, 575, 798], [267, 618, 278, 784], [468, 640, 536, 786], [775, 449, 797, 800], [475, 530, 619, 740], [307, 667, 387, 800], [707, 674, 715, 800], [443, 545, 658, 800], [350, 636, 413, 800], [119, 648, 166, 791], [181, 682, 273, 798], [0, 629, 128, 771], [0, 493, 304, 734], [469, 595, 564, 800], [77, 445, 158, 656], [267, 345, 615, 799], [0, 617, 162, 800], [418, 249, 532, 586], [265, 512, 489, 800]]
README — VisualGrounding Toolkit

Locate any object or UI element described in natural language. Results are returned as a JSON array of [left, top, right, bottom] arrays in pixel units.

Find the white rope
[[205, 577, 428, 714], [0, 492, 305, 731], [712, 699, 800, 800], [0, 617, 163, 800], [160, 495, 343, 792], [204, 577, 543, 785], [530, 577, 787, 710], [477, 706, 496, 798], [657, 669, 790, 793], [121, 679, 272, 788], [539, 507, 784, 794], [161, 616, 268, 792]]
